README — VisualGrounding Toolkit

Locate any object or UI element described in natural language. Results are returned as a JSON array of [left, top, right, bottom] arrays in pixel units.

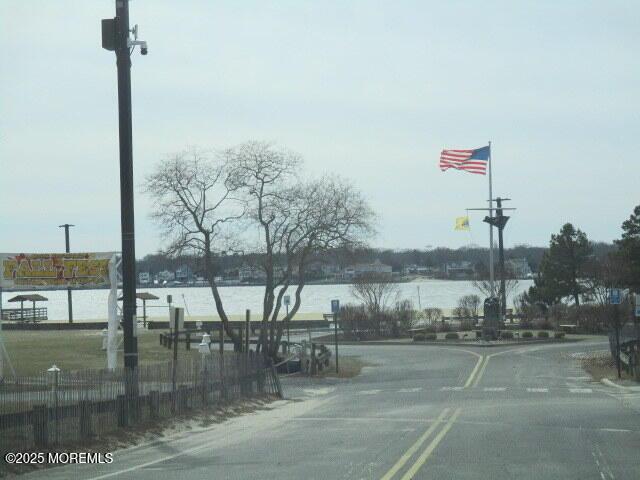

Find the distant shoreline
[[1, 276, 533, 293]]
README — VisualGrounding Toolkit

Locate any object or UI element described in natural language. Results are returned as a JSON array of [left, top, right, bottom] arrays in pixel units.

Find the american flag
[[439, 145, 490, 175]]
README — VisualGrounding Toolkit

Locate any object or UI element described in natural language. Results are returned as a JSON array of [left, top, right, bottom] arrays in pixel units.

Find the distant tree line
[[136, 242, 617, 279]]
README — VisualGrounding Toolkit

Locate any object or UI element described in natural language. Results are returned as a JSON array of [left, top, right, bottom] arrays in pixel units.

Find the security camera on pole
[[102, 1, 148, 387]]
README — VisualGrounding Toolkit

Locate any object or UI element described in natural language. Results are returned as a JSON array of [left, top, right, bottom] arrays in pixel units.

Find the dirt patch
[[317, 355, 375, 379], [580, 351, 634, 382]]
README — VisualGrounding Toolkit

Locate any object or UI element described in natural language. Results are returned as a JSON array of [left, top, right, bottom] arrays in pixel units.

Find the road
[[21, 339, 640, 479]]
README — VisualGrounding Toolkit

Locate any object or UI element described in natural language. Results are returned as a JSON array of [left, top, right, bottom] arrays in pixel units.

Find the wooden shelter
[[118, 292, 160, 327], [4, 294, 49, 322]]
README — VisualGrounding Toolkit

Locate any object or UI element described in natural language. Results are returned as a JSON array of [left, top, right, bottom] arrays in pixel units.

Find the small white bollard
[[101, 329, 108, 350]]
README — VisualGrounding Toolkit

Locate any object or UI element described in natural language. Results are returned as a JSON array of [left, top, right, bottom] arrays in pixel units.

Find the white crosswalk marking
[[483, 387, 506, 392], [527, 388, 549, 393], [358, 389, 382, 395], [440, 386, 464, 391], [569, 388, 593, 394], [397, 388, 422, 393]]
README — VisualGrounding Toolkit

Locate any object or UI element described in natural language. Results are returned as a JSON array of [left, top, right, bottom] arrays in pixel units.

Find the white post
[[0, 286, 3, 379], [488, 141, 495, 296], [107, 255, 118, 370], [0, 285, 16, 380]]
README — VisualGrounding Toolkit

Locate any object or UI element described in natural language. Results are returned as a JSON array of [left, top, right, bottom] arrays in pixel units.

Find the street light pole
[[115, 0, 138, 372], [58, 224, 74, 323], [102, 0, 147, 371]]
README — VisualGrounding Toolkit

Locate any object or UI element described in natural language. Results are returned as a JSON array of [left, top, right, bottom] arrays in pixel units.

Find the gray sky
[[1, 1, 638, 257]]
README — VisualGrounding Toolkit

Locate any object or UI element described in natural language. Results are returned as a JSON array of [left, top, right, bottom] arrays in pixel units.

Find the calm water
[[1, 279, 533, 321]]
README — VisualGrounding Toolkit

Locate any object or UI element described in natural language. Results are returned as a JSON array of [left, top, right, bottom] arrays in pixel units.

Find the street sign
[[609, 289, 622, 305], [283, 295, 291, 307], [331, 299, 340, 314], [635, 294, 640, 317]]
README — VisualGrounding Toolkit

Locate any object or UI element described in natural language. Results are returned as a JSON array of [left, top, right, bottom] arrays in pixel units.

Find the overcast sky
[[1, 1, 638, 257]]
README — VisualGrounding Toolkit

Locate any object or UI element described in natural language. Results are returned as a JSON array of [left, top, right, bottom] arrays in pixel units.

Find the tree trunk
[[204, 236, 238, 344]]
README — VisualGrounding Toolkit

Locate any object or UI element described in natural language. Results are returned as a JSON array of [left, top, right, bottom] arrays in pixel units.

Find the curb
[[313, 339, 581, 348], [601, 377, 633, 392]]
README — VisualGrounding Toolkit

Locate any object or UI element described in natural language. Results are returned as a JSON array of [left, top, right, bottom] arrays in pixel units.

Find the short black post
[[31, 405, 49, 447], [245, 309, 251, 354], [79, 400, 92, 439], [178, 385, 188, 412], [171, 313, 179, 413], [615, 305, 622, 379], [219, 325, 226, 401], [117, 394, 128, 427], [334, 310, 339, 373], [149, 390, 159, 419], [310, 343, 317, 375]]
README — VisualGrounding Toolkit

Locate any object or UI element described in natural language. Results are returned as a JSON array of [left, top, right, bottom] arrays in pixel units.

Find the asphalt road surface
[[21, 338, 640, 479]]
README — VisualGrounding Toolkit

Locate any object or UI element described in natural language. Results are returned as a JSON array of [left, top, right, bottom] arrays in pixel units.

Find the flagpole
[[488, 141, 495, 296]]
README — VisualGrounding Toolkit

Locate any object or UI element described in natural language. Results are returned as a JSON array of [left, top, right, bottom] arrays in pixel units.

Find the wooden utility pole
[[58, 224, 74, 323]]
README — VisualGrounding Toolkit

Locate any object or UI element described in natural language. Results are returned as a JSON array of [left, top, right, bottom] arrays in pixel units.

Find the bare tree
[[582, 255, 630, 331], [225, 141, 376, 359], [472, 277, 519, 303], [423, 307, 443, 325], [350, 272, 399, 314], [350, 272, 399, 337], [455, 294, 481, 318], [143, 149, 244, 342]]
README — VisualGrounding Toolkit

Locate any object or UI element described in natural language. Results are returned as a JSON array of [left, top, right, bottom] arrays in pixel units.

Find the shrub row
[[413, 330, 565, 342], [412, 333, 437, 342]]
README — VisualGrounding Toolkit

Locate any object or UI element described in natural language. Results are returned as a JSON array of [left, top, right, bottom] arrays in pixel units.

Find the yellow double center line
[[380, 407, 462, 480], [382, 346, 517, 479], [472, 347, 523, 387]]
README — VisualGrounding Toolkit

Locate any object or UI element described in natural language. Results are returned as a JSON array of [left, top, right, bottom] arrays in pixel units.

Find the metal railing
[[1, 308, 48, 322]]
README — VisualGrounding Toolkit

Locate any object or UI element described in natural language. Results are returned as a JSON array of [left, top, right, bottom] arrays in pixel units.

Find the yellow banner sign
[[0, 253, 114, 289]]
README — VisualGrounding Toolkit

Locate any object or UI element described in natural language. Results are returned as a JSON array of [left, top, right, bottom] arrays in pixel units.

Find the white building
[[138, 272, 150, 284], [444, 261, 474, 278], [157, 270, 175, 282], [342, 260, 392, 279], [239, 265, 266, 282], [175, 265, 193, 283], [506, 258, 532, 279]]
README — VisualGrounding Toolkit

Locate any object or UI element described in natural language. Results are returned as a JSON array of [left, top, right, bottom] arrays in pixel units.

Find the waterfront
[[0, 279, 533, 321]]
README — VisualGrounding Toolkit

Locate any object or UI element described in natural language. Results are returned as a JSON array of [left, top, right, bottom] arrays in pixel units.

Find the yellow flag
[[455, 216, 470, 231]]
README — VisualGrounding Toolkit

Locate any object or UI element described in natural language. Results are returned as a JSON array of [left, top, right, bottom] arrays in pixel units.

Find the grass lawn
[[2, 329, 203, 376]]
